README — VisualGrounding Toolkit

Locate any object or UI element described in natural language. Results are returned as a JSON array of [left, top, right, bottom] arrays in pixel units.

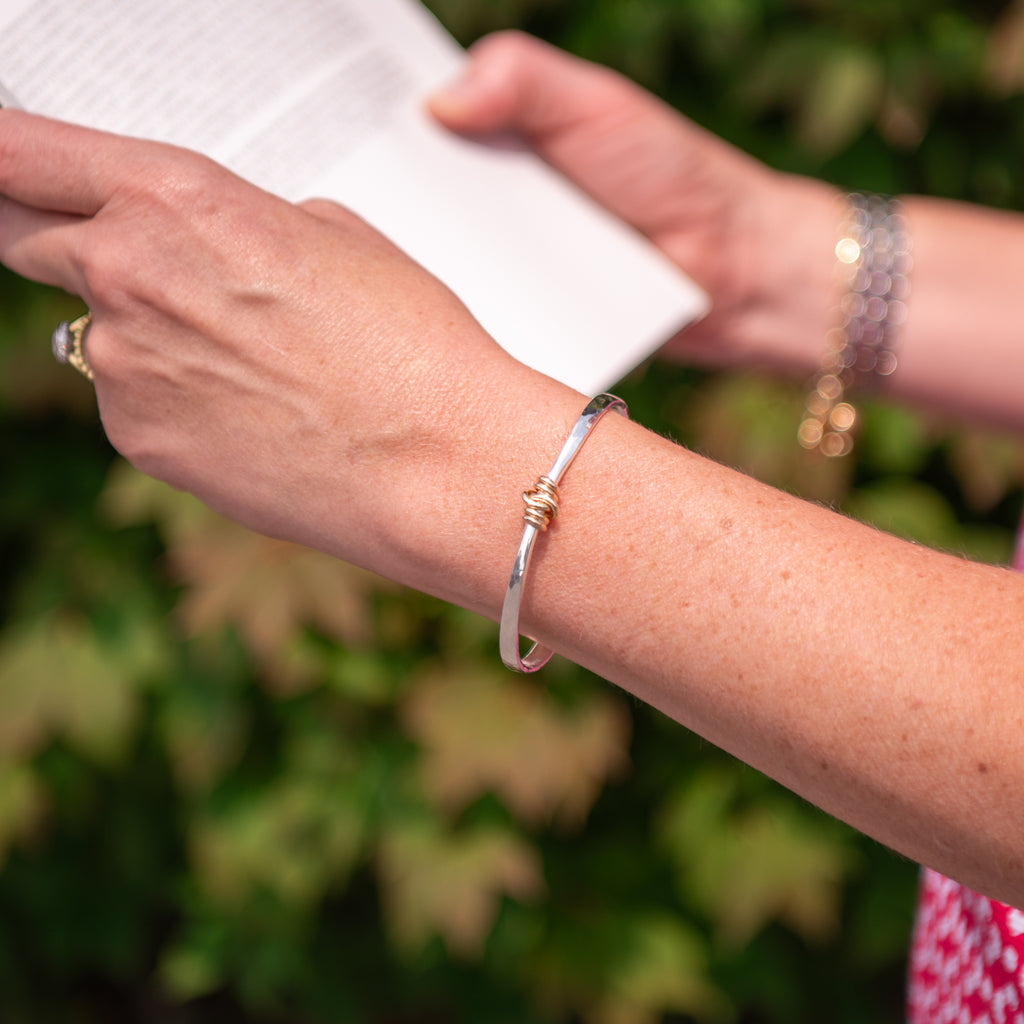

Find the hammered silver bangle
[[799, 193, 912, 457], [500, 393, 628, 673]]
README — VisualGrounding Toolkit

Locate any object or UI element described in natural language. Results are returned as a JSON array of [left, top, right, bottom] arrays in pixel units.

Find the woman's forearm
[[889, 195, 1024, 429], [428, 34, 1024, 432], [5, 101, 1024, 913], [407, 380, 1024, 906], [743, 182, 1024, 432]]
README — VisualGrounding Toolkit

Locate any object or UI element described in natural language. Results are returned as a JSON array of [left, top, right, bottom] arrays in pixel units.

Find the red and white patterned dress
[[908, 869, 1024, 1022], [906, 538, 1024, 1022]]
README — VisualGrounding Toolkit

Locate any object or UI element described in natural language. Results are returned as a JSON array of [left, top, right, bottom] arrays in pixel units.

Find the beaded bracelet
[[500, 393, 628, 672], [798, 193, 912, 457]]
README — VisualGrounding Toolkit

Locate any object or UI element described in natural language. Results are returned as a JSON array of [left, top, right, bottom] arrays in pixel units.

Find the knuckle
[[76, 232, 131, 302], [77, 150, 235, 305], [299, 196, 347, 221], [143, 149, 223, 210], [76, 229, 145, 309]]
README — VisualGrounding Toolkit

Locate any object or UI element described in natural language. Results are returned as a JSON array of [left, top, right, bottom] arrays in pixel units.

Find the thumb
[[428, 31, 613, 141]]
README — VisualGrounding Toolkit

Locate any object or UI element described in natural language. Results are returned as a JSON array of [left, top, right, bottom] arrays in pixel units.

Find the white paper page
[[0, 0, 708, 394]]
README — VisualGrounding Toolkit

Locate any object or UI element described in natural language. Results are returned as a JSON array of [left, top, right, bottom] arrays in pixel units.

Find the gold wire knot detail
[[522, 476, 560, 530]]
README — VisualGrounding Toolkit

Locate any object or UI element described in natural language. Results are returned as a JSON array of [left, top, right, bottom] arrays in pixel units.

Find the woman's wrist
[[368, 177, 846, 625], [739, 174, 849, 376], [660, 171, 846, 378], [332, 346, 589, 622]]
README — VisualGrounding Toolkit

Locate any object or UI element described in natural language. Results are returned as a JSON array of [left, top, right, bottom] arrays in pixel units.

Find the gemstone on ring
[[52, 321, 72, 364], [51, 313, 95, 381]]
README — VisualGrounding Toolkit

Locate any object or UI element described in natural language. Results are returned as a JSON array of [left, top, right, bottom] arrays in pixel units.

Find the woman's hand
[[430, 32, 843, 374], [0, 109, 575, 604], [8, 109, 1024, 907], [432, 33, 1024, 430]]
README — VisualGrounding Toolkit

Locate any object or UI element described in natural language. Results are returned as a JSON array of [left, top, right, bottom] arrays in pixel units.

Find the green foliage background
[[4, 0, 1024, 1020]]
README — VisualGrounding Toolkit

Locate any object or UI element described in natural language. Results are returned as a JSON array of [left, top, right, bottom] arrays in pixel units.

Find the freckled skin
[[7, 33, 1024, 908]]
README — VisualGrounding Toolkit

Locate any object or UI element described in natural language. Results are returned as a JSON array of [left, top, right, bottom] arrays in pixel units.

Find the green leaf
[[857, 403, 934, 476], [376, 818, 543, 958], [402, 663, 630, 829], [103, 463, 393, 693], [158, 683, 249, 793], [796, 46, 884, 156], [688, 374, 852, 505], [947, 429, 1024, 513], [158, 922, 227, 1002], [844, 477, 962, 550], [0, 611, 154, 763], [189, 774, 366, 909], [658, 769, 857, 946], [0, 761, 47, 868], [597, 913, 727, 1024], [527, 910, 727, 1024]]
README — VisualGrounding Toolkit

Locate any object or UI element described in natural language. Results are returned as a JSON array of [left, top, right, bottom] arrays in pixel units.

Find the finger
[[0, 193, 87, 291], [427, 31, 623, 143], [0, 108, 153, 215]]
